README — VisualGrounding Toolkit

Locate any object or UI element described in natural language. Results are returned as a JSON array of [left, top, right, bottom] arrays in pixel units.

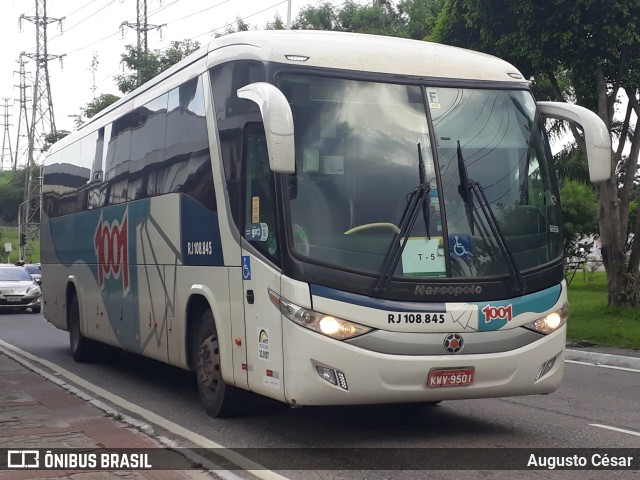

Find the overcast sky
[[0, 0, 350, 169]]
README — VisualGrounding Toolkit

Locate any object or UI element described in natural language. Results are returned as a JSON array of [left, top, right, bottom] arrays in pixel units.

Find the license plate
[[5, 296, 21, 302], [427, 367, 475, 388]]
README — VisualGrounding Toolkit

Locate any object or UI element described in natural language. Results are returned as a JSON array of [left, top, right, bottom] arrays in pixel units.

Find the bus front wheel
[[195, 310, 242, 417], [69, 294, 94, 362]]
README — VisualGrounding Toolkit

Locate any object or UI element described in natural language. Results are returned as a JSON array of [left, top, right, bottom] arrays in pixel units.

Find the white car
[[0, 265, 42, 314]]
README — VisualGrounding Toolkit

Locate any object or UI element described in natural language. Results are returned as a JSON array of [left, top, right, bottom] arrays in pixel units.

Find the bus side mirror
[[537, 101, 611, 183], [237, 82, 295, 174]]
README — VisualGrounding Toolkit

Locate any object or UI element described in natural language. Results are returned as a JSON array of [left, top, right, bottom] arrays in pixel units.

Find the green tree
[[398, 0, 445, 39], [115, 40, 201, 94], [292, 0, 444, 38], [433, 0, 640, 306], [560, 180, 599, 251], [83, 94, 121, 119], [554, 145, 591, 186], [293, 2, 339, 30], [0, 169, 27, 225], [266, 14, 286, 30], [43, 131, 71, 152], [219, 17, 251, 36]]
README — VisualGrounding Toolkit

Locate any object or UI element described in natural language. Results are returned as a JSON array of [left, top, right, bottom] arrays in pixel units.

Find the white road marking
[[565, 359, 640, 373], [590, 424, 640, 438], [0, 339, 289, 480]]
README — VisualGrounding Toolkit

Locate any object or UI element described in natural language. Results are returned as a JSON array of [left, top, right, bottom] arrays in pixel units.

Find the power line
[[64, 29, 120, 56], [192, 0, 288, 41], [63, 0, 107, 18], [48, 0, 117, 41], [163, 0, 234, 26], [147, 0, 182, 18]]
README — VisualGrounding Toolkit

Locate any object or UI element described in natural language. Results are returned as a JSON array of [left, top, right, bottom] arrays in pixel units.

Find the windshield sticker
[[401, 237, 446, 276], [245, 223, 269, 242], [450, 234, 473, 259], [251, 196, 260, 223], [322, 156, 344, 174], [242, 255, 251, 280], [303, 148, 320, 172], [427, 90, 441, 109]]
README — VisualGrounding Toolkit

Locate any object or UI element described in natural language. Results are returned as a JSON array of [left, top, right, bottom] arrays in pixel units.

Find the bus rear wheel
[[69, 294, 95, 362], [195, 310, 243, 417]]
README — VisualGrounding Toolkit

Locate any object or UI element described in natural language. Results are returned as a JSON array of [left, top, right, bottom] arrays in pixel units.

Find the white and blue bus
[[41, 31, 610, 417]]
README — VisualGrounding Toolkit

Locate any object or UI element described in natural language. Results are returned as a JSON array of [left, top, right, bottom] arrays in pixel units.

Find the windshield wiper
[[457, 141, 475, 234], [456, 143, 525, 294], [418, 144, 431, 240], [374, 143, 431, 294]]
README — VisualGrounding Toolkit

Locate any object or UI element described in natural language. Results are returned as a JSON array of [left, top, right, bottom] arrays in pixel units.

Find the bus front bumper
[[282, 322, 565, 406]]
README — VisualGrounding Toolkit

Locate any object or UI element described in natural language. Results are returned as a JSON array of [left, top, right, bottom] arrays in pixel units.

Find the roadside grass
[[567, 271, 640, 349]]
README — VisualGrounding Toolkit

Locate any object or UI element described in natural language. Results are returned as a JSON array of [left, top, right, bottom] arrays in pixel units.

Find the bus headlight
[[524, 302, 568, 334], [268, 289, 372, 340]]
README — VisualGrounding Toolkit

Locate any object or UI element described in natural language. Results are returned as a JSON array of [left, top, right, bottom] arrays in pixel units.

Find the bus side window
[[105, 112, 134, 205], [129, 94, 168, 201]]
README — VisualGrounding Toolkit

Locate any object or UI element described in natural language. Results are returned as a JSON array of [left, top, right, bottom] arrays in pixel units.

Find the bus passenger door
[[240, 126, 286, 401]]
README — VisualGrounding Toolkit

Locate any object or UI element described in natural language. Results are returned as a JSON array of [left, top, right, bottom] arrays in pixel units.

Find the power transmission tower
[[1, 99, 13, 172], [121, 0, 165, 83], [18, 0, 65, 262], [13, 57, 31, 172]]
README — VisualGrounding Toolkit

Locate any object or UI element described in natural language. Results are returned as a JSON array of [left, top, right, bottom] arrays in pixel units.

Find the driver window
[[242, 125, 279, 263]]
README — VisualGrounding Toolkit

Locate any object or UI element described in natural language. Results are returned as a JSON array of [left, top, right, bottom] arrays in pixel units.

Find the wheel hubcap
[[198, 335, 221, 392]]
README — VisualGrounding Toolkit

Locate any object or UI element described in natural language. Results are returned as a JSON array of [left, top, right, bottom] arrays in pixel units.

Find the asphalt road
[[1, 309, 639, 479]]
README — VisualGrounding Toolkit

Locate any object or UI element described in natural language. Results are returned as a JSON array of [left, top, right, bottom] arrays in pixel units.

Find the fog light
[[315, 365, 349, 390], [535, 355, 557, 381], [336, 371, 349, 390], [316, 365, 337, 385]]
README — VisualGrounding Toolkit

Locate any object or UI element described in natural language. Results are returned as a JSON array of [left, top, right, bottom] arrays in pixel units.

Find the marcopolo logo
[[443, 333, 464, 354], [414, 284, 483, 296], [482, 304, 513, 323], [94, 210, 129, 293]]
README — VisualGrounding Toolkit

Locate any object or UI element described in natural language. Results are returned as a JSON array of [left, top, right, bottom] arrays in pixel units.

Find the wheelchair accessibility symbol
[[450, 234, 472, 259]]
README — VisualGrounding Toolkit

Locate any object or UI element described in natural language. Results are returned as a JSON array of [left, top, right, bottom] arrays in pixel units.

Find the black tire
[[31, 306, 41, 314], [195, 309, 244, 417], [69, 294, 95, 362]]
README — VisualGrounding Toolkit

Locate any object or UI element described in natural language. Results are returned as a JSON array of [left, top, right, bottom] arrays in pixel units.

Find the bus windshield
[[280, 73, 562, 280]]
